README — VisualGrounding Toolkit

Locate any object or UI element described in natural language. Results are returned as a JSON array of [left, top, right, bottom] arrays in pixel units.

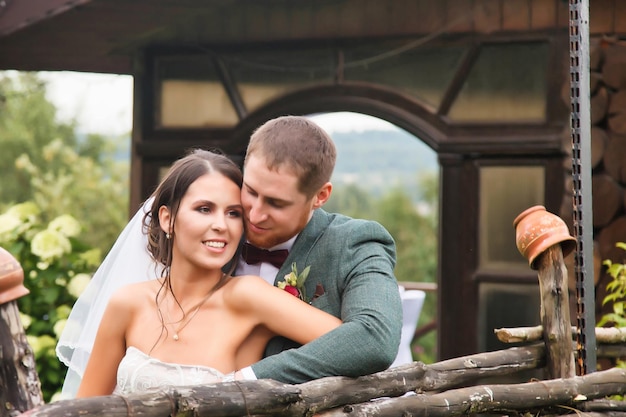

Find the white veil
[[56, 198, 162, 399]]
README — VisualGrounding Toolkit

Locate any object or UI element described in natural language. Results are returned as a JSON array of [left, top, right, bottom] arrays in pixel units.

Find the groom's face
[[241, 154, 317, 249]]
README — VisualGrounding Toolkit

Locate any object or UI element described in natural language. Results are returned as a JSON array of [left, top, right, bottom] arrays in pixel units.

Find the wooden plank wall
[[192, 0, 572, 44], [181, 0, 626, 45]]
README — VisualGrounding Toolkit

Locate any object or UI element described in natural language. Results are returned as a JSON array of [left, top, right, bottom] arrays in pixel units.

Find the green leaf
[[297, 265, 311, 287]]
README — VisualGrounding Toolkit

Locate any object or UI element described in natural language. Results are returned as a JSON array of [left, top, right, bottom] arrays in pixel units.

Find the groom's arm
[[249, 221, 402, 383]]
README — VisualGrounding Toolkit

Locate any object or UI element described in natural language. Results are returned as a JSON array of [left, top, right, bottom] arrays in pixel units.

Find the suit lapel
[[274, 209, 331, 285]]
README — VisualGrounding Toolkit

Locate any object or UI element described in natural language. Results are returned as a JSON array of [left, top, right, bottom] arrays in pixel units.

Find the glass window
[[449, 42, 549, 122], [156, 55, 238, 128], [227, 47, 335, 112], [344, 40, 467, 109], [477, 282, 541, 353], [479, 165, 545, 271], [160, 80, 239, 128]]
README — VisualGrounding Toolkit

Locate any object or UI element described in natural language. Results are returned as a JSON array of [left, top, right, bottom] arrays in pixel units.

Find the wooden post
[[0, 248, 43, 416], [535, 245, 576, 379], [0, 302, 44, 416]]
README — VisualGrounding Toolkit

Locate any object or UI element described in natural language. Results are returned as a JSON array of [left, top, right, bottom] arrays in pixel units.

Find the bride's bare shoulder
[[223, 275, 273, 302], [109, 280, 160, 305]]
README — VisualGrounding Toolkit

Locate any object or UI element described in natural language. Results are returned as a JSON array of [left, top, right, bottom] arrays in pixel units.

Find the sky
[[39, 71, 396, 136]]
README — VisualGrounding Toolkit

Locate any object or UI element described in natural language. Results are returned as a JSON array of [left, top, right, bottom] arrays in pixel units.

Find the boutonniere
[[277, 262, 311, 303]]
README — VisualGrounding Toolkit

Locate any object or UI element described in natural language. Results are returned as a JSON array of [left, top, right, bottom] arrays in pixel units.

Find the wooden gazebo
[[0, 0, 624, 364]]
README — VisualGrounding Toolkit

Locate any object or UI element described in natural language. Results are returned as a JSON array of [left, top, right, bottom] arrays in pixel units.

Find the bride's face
[[161, 172, 243, 272]]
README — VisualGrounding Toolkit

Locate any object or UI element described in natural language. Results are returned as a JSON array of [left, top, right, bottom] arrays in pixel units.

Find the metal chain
[[568, 0, 597, 375]]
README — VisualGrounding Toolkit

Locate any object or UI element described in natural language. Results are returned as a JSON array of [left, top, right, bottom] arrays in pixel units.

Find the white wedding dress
[[114, 346, 231, 395]]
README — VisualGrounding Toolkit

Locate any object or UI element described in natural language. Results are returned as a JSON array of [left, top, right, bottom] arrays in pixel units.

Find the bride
[[57, 149, 341, 397]]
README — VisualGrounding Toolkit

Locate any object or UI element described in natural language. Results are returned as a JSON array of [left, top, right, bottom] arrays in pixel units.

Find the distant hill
[[329, 129, 438, 200], [91, 128, 438, 201]]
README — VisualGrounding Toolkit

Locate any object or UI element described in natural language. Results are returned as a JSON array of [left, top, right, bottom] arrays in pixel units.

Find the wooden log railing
[[15, 351, 626, 417], [6, 219, 626, 416]]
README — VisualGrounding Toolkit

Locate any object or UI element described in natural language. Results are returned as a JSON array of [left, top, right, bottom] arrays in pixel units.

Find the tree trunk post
[[0, 248, 44, 416], [535, 245, 576, 379]]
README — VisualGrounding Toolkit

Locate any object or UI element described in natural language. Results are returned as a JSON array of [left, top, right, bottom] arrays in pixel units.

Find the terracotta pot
[[513, 205, 576, 270], [0, 247, 30, 305]]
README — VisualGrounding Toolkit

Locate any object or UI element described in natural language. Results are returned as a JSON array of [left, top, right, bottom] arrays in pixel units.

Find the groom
[[235, 115, 402, 383]]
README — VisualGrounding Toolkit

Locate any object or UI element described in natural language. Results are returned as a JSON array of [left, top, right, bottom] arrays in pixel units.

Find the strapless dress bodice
[[114, 346, 228, 395]]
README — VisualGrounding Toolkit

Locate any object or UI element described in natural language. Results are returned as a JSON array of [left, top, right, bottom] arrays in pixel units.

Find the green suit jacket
[[250, 209, 402, 383]]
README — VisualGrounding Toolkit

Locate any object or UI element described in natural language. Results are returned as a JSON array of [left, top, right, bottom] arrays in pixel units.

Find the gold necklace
[[165, 289, 215, 342]]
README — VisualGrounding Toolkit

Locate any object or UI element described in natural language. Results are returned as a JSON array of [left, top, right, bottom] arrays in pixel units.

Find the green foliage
[[597, 242, 626, 400], [0, 71, 131, 401], [327, 172, 439, 363], [0, 202, 101, 402], [0, 71, 129, 255], [13, 139, 129, 254], [0, 73, 76, 205], [597, 242, 626, 329]]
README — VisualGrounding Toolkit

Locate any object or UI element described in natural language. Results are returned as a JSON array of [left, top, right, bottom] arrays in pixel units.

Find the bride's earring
[[166, 232, 171, 239]]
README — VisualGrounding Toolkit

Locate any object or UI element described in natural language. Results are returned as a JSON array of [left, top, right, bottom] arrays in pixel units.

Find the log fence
[[3, 209, 626, 416]]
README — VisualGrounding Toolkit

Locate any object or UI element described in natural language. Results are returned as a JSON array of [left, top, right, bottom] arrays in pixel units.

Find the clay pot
[[513, 205, 576, 270], [0, 247, 30, 305]]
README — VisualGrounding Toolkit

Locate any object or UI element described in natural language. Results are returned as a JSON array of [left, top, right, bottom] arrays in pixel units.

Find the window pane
[[344, 40, 467, 109], [160, 80, 238, 127], [156, 56, 238, 128], [478, 282, 541, 354], [228, 47, 335, 112], [479, 166, 545, 270], [449, 42, 549, 122]]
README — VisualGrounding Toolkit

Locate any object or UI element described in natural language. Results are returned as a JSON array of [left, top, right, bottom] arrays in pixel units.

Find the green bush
[[598, 242, 626, 329], [0, 202, 101, 402], [598, 242, 626, 377]]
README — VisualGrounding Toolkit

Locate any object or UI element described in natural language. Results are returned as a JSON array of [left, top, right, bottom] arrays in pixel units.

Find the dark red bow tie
[[241, 243, 289, 269]]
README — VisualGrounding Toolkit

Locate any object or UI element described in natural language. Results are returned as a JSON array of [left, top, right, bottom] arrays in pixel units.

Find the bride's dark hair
[[141, 148, 243, 349]]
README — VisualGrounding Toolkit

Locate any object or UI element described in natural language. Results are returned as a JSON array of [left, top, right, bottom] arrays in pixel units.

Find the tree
[[0, 72, 129, 254], [324, 183, 374, 217], [0, 73, 74, 203]]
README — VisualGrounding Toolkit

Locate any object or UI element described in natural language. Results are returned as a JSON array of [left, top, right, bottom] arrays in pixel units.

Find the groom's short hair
[[245, 115, 336, 198]]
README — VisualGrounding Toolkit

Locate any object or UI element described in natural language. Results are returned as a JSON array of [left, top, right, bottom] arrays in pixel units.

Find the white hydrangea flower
[[48, 214, 82, 237], [0, 213, 21, 237], [37, 261, 50, 271], [7, 202, 40, 222], [56, 304, 71, 320], [67, 273, 91, 298], [53, 319, 67, 338], [26, 335, 39, 353], [20, 313, 33, 330], [31, 229, 72, 261], [43, 139, 64, 161], [79, 248, 102, 268], [15, 153, 35, 172], [35, 335, 56, 354], [49, 392, 63, 403]]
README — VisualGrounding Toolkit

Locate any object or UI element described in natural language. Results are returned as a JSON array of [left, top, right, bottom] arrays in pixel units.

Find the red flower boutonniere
[[277, 262, 311, 303]]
